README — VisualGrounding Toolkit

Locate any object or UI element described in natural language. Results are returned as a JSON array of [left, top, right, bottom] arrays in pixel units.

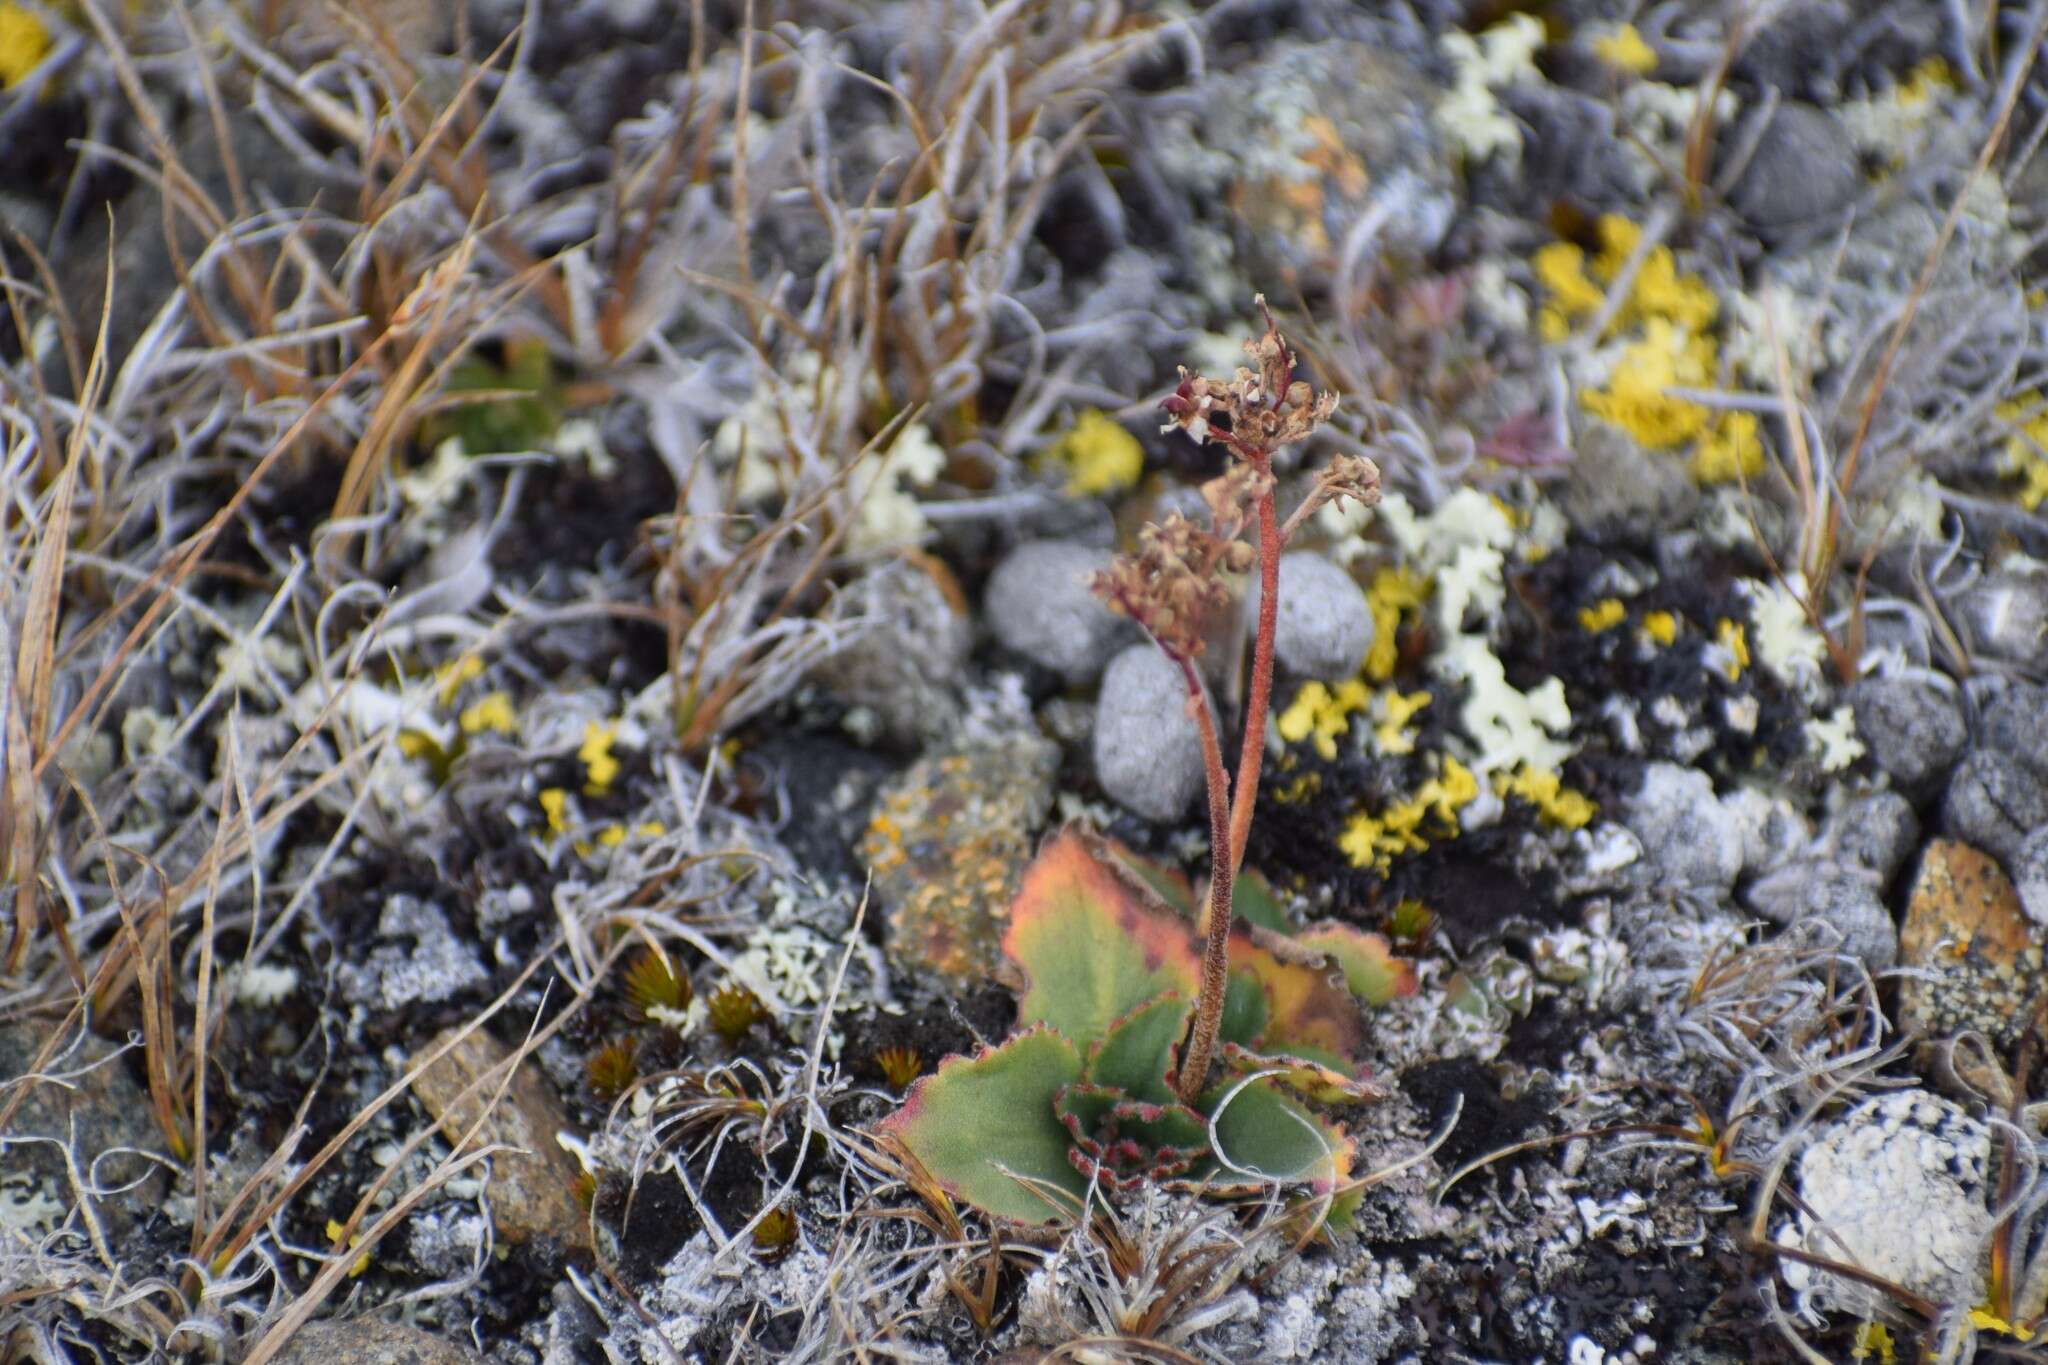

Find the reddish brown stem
[[1173, 655, 1234, 1106], [1226, 477, 1280, 874]]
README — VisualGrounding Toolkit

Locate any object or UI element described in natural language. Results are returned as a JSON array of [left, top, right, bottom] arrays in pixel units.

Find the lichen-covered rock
[[1785, 871, 1898, 971], [409, 1028, 589, 1250], [1898, 839, 2046, 1048], [1849, 673, 1965, 799], [1941, 748, 2048, 867], [859, 731, 1060, 984], [1778, 1091, 1990, 1314], [1093, 644, 1209, 823], [807, 555, 970, 745], [1622, 762, 1744, 895], [1721, 786, 1810, 877], [0, 1025, 167, 1237], [1959, 567, 2048, 672], [269, 1319, 484, 1365], [984, 540, 1129, 683], [336, 895, 490, 1011]]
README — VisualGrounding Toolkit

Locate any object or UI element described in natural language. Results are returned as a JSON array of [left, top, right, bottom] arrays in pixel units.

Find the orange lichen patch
[[1898, 839, 2045, 1047], [859, 738, 1058, 985]]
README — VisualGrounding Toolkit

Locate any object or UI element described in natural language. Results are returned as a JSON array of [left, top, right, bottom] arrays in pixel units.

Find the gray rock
[[810, 556, 970, 744], [1095, 644, 1209, 822], [1623, 763, 1745, 895], [1959, 567, 2048, 671], [1850, 674, 1966, 798], [409, 1028, 588, 1250], [269, 1319, 483, 1365], [1941, 748, 2048, 866], [985, 541, 1130, 684], [1721, 786, 1810, 876], [2015, 826, 2048, 929], [1779, 1092, 1990, 1315], [1979, 683, 2048, 779], [1555, 421, 1699, 544], [1247, 552, 1375, 679], [1823, 789, 1920, 883], [1785, 873, 1899, 972], [1726, 104, 1861, 235], [0, 1025, 167, 1236]]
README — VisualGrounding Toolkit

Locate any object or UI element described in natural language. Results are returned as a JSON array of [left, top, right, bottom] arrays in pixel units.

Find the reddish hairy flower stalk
[[1097, 297, 1377, 1104]]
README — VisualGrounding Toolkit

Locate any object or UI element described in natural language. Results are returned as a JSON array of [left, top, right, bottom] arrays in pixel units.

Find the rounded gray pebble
[[2016, 826, 2048, 929], [986, 541, 1130, 683], [1094, 644, 1208, 822], [1941, 748, 2048, 866], [1825, 790, 1919, 883], [1851, 675, 1966, 799], [1727, 103, 1861, 235], [1623, 762, 1745, 895], [1249, 551, 1375, 679], [1792, 872, 1899, 972], [1979, 683, 2048, 780]]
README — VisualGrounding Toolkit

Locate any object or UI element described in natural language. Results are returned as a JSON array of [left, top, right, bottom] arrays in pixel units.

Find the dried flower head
[[585, 1038, 640, 1101], [1092, 511, 1246, 661], [1159, 296, 1340, 460], [706, 983, 767, 1043], [623, 948, 692, 1020], [874, 1045, 924, 1089]]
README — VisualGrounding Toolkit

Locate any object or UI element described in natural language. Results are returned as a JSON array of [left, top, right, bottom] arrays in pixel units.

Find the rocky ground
[[4, 1, 2048, 1361]]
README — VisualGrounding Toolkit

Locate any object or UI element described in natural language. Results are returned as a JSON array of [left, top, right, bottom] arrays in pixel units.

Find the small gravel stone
[[1778, 1091, 1990, 1315], [1849, 674, 1966, 799], [1959, 567, 2048, 671], [1941, 748, 2048, 866], [1822, 789, 1919, 883], [1785, 872, 1898, 972], [1095, 644, 1209, 822], [270, 1319, 484, 1365], [1979, 682, 2048, 779], [985, 541, 1130, 683], [2015, 825, 2048, 929], [409, 1028, 589, 1250], [1248, 552, 1375, 679], [1720, 786, 1810, 877], [1726, 103, 1861, 235], [1622, 762, 1745, 895]]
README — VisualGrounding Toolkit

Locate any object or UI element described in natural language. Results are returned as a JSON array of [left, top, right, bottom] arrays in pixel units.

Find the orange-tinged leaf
[[1295, 923, 1418, 1005], [1005, 831, 1201, 1043]]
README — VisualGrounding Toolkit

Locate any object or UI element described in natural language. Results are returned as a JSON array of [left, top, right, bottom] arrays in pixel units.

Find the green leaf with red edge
[[1191, 1074, 1361, 1229], [1087, 833, 1197, 916], [1004, 831, 1201, 1044], [1216, 1041, 1384, 1105], [1296, 923, 1417, 1006], [1085, 995, 1191, 1104], [1225, 929, 1367, 1062], [1055, 1084, 1209, 1187], [876, 1025, 1088, 1224]]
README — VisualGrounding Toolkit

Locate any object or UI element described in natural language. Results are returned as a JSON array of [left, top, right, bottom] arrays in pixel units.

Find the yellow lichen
[[1533, 241, 1603, 340], [1580, 319, 1715, 450], [0, 2, 50, 89], [397, 731, 438, 760], [580, 721, 620, 794], [1277, 679, 1371, 761], [1690, 411, 1764, 485], [1851, 1322, 1896, 1364], [597, 824, 627, 848], [324, 1220, 371, 1278], [1967, 1308, 2033, 1342], [1591, 23, 1657, 76], [433, 653, 484, 707], [1365, 566, 1431, 680], [1373, 689, 1433, 755], [1641, 610, 1679, 646], [458, 691, 516, 736], [1577, 598, 1626, 632], [1896, 56, 1957, 107], [1714, 618, 1749, 681], [1496, 764, 1596, 829], [538, 787, 571, 836], [1997, 390, 2048, 510], [1050, 409, 1144, 496], [1341, 755, 1479, 874]]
